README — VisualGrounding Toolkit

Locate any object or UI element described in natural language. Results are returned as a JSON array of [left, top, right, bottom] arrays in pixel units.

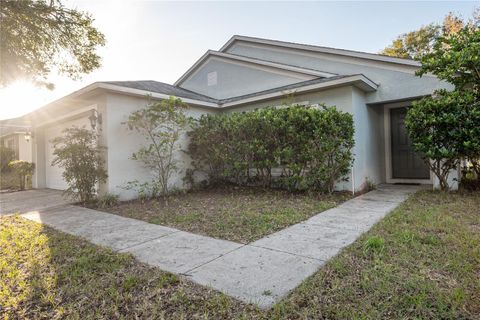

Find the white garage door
[[45, 118, 90, 190]]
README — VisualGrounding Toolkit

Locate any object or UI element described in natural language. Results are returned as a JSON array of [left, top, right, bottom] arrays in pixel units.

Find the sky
[[0, 0, 477, 120]]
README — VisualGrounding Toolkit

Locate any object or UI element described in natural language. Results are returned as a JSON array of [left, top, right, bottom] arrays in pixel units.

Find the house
[[11, 35, 458, 200], [0, 117, 33, 162]]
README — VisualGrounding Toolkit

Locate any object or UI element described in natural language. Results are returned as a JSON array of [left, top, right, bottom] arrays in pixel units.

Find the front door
[[390, 107, 430, 179]]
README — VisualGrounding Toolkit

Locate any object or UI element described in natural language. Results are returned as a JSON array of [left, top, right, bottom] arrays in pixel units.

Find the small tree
[[51, 127, 107, 204], [8, 160, 34, 190], [125, 96, 190, 198], [405, 91, 480, 190], [406, 25, 480, 190]]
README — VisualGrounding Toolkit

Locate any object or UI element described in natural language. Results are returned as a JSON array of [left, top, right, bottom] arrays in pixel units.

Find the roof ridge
[[221, 35, 420, 66]]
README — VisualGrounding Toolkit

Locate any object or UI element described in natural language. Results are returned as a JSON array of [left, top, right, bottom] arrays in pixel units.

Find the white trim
[[36, 104, 97, 128], [174, 50, 336, 86], [22, 82, 219, 123], [174, 50, 212, 87], [221, 75, 378, 108], [221, 35, 421, 67], [96, 83, 219, 108], [383, 101, 433, 184], [0, 131, 29, 138]]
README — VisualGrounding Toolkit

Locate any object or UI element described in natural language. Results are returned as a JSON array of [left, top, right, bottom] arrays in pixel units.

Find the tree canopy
[[0, 0, 105, 88], [380, 9, 479, 59], [417, 26, 480, 94], [405, 25, 480, 190]]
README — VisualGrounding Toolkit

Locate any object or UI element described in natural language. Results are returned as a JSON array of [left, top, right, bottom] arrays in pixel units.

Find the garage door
[[45, 118, 90, 190]]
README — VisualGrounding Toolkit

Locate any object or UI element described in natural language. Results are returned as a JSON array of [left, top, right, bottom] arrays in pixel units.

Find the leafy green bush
[[406, 91, 480, 190], [0, 146, 16, 173], [188, 105, 354, 193], [124, 97, 190, 198], [8, 160, 34, 190], [51, 127, 107, 204]]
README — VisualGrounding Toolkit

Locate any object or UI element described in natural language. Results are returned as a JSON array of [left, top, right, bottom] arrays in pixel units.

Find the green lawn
[[2, 190, 479, 319], [103, 186, 351, 243], [0, 216, 259, 319]]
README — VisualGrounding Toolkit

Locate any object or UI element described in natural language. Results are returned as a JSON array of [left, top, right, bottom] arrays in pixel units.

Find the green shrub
[[8, 160, 34, 190], [0, 146, 16, 173], [124, 96, 190, 198], [51, 127, 107, 204], [188, 105, 354, 193], [405, 91, 480, 190]]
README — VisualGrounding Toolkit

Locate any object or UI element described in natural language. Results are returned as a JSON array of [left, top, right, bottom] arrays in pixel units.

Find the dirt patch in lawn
[[103, 186, 351, 243]]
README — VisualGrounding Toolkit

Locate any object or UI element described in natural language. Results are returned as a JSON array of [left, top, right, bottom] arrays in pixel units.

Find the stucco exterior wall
[[179, 57, 314, 99], [351, 87, 385, 190], [225, 42, 453, 103], [226, 86, 353, 114], [105, 94, 217, 200]]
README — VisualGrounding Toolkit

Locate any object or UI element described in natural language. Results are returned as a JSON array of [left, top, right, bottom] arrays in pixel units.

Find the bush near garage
[[8, 160, 35, 190]]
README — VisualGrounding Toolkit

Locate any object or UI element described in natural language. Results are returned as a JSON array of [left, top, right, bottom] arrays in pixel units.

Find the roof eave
[[220, 75, 378, 108], [96, 83, 219, 108], [174, 50, 213, 86]]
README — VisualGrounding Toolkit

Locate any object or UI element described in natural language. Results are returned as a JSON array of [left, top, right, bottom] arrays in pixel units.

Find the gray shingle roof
[[218, 75, 353, 104], [102, 74, 373, 107], [102, 80, 218, 103]]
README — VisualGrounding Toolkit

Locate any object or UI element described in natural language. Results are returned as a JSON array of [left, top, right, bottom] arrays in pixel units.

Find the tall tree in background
[[0, 0, 105, 88], [380, 8, 479, 59]]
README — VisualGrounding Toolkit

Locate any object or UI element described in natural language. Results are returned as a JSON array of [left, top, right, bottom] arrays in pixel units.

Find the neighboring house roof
[[220, 35, 421, 67], [174, 50, 337, 86], [102, 80, 218, 103], [0, 117, 31, 137]]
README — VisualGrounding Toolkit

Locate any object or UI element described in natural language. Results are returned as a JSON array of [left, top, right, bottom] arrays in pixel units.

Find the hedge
[[188, 105, 354, 193]]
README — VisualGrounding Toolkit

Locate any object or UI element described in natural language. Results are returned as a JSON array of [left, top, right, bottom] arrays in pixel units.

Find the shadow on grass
[[0, 216, 260, 319]]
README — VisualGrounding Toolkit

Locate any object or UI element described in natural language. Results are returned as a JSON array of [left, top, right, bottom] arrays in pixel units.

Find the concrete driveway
[[0, 189, 71, 216]]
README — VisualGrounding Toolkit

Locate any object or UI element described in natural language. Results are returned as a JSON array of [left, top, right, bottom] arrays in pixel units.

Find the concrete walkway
[[0, 189, 71, 216], [17, 184, 421, 308]]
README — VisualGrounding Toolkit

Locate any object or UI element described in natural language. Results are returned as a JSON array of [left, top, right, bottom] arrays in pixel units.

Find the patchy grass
[[104, 186, 351, 243], [2, 190, 478, 319], [271, 190, 480, 319], [0, 216, 260, 319]]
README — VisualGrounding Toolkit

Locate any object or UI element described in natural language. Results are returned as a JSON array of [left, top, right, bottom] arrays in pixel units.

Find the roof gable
[[220, 35, 421, 68], [174, 50, 333, 87]]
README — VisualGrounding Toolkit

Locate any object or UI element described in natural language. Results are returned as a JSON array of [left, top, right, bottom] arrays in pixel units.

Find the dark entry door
[[390, 107, 430, 179]]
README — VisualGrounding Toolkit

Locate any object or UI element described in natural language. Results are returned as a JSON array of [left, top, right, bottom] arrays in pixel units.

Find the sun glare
[[0, 81, 50, 120]]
